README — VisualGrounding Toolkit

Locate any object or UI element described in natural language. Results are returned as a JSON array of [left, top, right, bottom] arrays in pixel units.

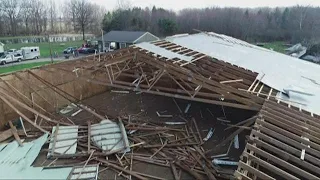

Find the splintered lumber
[[132, 156, 170, 167], [0, 95, 48, 133], [175, 161, 204, 180], [97, 158, 148, 180], [206, 119, 254, 155], [0, 78, 55, 117], [0, 90, 71, 126], [76, 150, 95, 179], [150, 141, 167, 158], [188, 148, 216, 180], [224, 115, 257, 131], [170, 162, 180, 180], [172, 98, 182, 113], [225, 124, 252, 130], [126, 126, 184, 132], [14, 73, 55, 108], [8, 121, 23, 146], [192, 118, 203, 144], [143, 143, 198, 148]]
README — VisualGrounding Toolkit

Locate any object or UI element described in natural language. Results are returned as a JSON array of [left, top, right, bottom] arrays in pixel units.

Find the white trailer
[[21, 47, 40, 60]]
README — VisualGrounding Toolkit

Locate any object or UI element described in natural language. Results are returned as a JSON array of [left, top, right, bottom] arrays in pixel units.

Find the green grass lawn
[[263, 41, 286, 54], [4, 40, 84, 57], [0, 61, 57, 74]]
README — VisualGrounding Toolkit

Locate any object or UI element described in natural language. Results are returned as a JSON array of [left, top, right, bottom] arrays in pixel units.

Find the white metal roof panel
[[0, 134, 93, 179], [166, 33, 320, 114], [91, 120, 129, 152], [70, 164, 99, 180], [48, 125, 78, 157]]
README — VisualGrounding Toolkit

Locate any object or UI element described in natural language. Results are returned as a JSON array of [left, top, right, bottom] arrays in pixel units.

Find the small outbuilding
[[98, 31, 159, 52]]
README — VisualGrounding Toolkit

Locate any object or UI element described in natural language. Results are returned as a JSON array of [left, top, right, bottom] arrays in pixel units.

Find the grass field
[[263, 41, 286, 54], [4, 40, 84, 57], [0, 61, 57, 74]]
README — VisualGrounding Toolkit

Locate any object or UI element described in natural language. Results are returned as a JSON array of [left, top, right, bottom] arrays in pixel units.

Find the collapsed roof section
[[161, 32, 320, 115], [55, 48, 267, 111]]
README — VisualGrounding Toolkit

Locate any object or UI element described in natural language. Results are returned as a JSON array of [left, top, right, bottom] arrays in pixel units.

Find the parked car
[[63, 47, 77, 54], [7, 49, 22, 55], [78, 47, 96, 54], [0, 53, 23, 65], [77, 47, 86, 53], [83, 48, 96, 54]]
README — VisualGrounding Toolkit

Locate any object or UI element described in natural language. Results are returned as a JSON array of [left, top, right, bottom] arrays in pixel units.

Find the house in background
[[98, 31, 159, 52]]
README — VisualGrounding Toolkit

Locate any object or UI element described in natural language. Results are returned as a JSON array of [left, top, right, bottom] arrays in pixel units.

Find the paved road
[[0, 54, 87, 67]]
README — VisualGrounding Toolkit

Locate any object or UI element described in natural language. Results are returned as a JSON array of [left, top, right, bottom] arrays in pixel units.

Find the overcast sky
[[86, 0, 320, 11]]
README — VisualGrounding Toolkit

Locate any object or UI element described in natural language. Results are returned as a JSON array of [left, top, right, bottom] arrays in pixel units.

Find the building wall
[[0, 61, 108, 129]]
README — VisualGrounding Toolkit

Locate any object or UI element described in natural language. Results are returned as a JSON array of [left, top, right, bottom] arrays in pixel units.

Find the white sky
[[87, 0, 320, 11]]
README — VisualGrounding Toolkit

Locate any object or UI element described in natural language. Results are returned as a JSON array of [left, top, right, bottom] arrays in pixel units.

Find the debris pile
[[0, 93, 254, 179]]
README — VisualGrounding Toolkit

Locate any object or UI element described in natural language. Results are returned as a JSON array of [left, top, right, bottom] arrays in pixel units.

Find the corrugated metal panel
[[48, 125, 78, 157], [69, 164, 99, 180], [0, 134, 95, 179], [163, 32, 320, 115], [91, 120, 129, 152]]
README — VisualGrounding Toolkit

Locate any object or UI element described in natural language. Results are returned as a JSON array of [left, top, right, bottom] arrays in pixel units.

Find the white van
[[21, 47, 40, 60]]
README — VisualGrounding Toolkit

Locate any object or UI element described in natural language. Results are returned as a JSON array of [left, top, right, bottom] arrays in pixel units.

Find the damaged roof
[[135, 32, 320, 115]]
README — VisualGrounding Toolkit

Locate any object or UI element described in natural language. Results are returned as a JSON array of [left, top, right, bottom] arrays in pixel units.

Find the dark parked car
[[63, 47, 77, 54], [81, 48, 96, 54], [77, 47, 86, 53]]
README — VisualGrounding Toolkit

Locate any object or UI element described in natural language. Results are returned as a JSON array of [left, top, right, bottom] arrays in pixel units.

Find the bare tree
[[20, 0, 33, 35], [90, 4, 106, 35], [66, 0, 93, 40], [48, 0, 57, 33], [30, 0, 48, 35], [0, 0, 21, 36], [117, 0, 132, 10]]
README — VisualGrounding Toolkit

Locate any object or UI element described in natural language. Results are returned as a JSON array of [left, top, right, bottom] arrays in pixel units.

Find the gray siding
[[135, 33, 159, 44]]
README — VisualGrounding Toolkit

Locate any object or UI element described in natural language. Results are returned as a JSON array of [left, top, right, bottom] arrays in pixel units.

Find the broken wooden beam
[[8, 121, 23, 146]]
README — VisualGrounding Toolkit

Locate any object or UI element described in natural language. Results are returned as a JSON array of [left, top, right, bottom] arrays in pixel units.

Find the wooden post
[[8, 121, 23, 146]]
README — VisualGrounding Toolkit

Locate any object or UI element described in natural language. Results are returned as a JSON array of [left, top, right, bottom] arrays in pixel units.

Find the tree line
[[0, 0, 105, 39], [0, 0, 319, 44], [102, 5, 320, 43]]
